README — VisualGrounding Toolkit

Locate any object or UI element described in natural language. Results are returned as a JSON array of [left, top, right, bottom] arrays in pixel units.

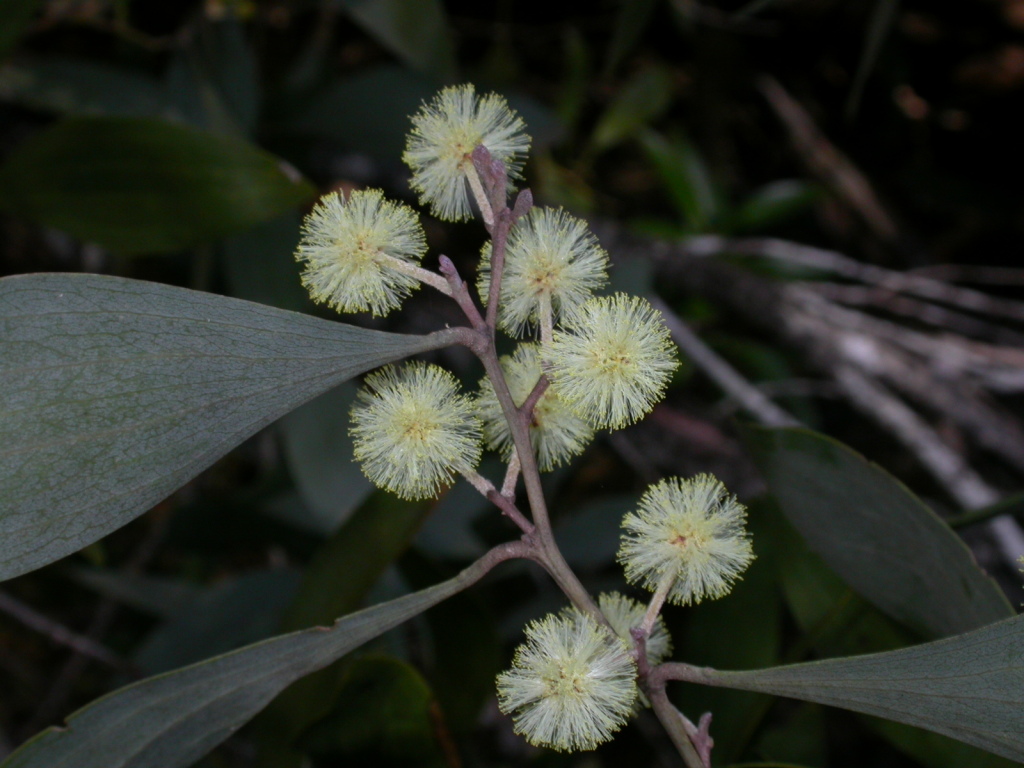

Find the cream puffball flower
[[547, 294, 679, 430], [496, 608, 637, 752], [295, 189, 427, 317], [477, 343, 594, 471], [477, 207, 609, 336], [598, 592, 672, 667], [618, 475, 755, 606], [403, 84, 531, 222], [350, 362, 482, 500], [598, 592, 672, 711]]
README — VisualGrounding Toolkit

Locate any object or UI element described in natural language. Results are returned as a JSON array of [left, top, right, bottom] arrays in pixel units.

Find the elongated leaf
[[744, 427, 1012, 638], [639, 129, 718, 232], [591, 65, 673, 152], [847, 0, 900, 117], [604, 0, 657, 76], [279, 383, 372, 530], [695, 613, 1024, 763], [279, 65, 436, 163], [0, 117, 313, 253], [297, 655, 447, 765], [0, 57, 169, 117], [338, 0, 455, 79], [1, 557, 496, 768], [768, 513, 1018, 767], [135, 570, 302, 675], [0, 273, 457, 582]]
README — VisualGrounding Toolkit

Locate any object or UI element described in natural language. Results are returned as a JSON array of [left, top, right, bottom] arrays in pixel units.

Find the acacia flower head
[[294, 188, 427, 317], [598, 592, 672, 667], [478, 207, 609, 336], [349, 362, 482, 500], [546, 294, 679, 430], [476, 343, 594, 471], [496, 608, 637, 752], [403, 84, 531, 221], [618, 475, 755, 606], [598, 592, 672, 711]]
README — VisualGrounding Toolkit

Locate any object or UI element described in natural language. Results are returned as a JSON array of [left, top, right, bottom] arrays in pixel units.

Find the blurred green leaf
[[743, 426, 1012, 638], [556, 28, 590, 131], [165, 52, 239, 135], [532, 151, 595, 213], [414, 460, 495, 559], [68, 568, 202, 619], [297, 656, 447, 766], [591, 64, 673, 152], [0, 116, 313, 254], [733, 0, 780, 18], [0, 562, 490, 768], [279, 383, 373, 531], [604, 0, 658, 76], [0, 57, 169, 117], [871, 716, 1023, 768], [847, 0, 900, 117], [280, 491, 431, 633], [163, 20, 259, 135], [205, 19, 260, 134], [776, 524, 911, 656], [135, 570, 302, 675], [0, 274, 454, 582], [948, 491, 1024, 530], [337, 0, 456, 80], [701, 612, 1024, 763], [221, 212, 309, 312], [403, 553, 502, 730], [639, 128, 718, 232], [556, 495, 635, 571], [507, 91, 564, 152], [0, 0, 38, 59], [280, 65, 436, 163], [727, 180, 819, 234], [750, 703, 828, 767]]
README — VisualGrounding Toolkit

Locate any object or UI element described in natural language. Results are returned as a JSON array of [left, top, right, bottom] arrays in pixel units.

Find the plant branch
[[485, 488, 536, 535], [0, 591, 126, 670], [376, 252, 453, 296], [646, 683, 711, 768], [649, 295, 799, 428], [437, 255, 487, 331], [519, 374, 550, 423], [501, 450, 521, 498], [485, 209, 513, 330]]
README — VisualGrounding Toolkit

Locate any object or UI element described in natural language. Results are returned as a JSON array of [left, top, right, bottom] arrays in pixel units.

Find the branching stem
[[377, 252, 453, 296], [438, 255, 487, 331]]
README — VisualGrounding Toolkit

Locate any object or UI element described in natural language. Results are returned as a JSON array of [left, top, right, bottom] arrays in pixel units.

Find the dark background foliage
[[1, 1, 1022, 767]]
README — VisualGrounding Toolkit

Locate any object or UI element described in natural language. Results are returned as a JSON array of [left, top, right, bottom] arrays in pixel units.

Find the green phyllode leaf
[[694, 612, 1024, 763], [0, 116, 314, 253], [743, 426, 1012, 639], [0, 273, 458, 582], [0, 558, 498, 768]]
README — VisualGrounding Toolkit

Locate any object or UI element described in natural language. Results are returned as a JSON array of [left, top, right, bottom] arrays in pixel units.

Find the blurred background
[[1, 1, 1023, 766]]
